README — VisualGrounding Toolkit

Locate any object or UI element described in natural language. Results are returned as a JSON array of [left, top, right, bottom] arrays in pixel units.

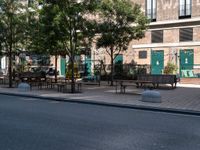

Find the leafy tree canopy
[[95, 0, 149, 85], [96, 0, 149, 54], [0, 0, 29, 87]]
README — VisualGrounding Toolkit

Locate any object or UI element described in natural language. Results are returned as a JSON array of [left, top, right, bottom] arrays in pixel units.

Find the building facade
[[92, 0, 200, 78]]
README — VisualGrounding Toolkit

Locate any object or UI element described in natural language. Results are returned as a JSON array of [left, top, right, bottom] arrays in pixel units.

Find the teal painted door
[[180, 49, 194, 77], [151, 50, 164, 74], [85, 56, 91, 76], [114, 54, 123, 64], [114, 54, 123, 77], [60, 57, 66, 76]]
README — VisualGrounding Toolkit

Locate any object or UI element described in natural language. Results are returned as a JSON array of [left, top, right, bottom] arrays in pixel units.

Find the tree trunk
[[110, 47, 114, 86], [8, 12, 13, 88], [55, 55, 58, 83], [8, 51, 13, 88], [69, 17, 76, 93], [71, 55, 75, 93]]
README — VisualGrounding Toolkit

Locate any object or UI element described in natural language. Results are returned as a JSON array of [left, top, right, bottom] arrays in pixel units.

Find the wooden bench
[[115, 74, 177, 93], [137, 74, 177, 89]]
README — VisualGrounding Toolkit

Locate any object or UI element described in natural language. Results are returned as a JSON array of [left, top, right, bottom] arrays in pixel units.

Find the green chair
[[181, 70, 188, 77], [197, 73, 200, 78], [187, 70, 197, 78]]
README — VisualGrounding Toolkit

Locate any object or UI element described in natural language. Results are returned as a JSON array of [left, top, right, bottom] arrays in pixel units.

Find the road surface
[[0, 95, 200, 150]]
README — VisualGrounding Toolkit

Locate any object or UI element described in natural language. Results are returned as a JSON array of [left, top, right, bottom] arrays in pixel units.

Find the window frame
[[179, 0, 192, 19], [179, 28, 193, 42], [146, 0, 157, 22], [139, 51, 147, 59], [151, 30, 163, 43]]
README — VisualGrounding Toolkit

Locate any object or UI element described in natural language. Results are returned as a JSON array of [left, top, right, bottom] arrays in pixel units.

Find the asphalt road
[[0, 95, 200, 150]]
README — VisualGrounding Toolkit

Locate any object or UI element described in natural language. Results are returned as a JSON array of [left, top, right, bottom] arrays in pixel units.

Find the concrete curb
[[1, 92, 200, 116]]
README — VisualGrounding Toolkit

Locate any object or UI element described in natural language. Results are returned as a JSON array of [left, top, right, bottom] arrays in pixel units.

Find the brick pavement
[[0, 82, 200, 112]]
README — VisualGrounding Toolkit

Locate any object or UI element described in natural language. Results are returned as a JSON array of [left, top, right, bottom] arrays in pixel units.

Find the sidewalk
[[0, 82, 200, 114]]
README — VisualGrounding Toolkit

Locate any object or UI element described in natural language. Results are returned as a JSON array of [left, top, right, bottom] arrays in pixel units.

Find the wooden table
[[115, 80, 154, 93], [115, 80, 137, 93], [55, 82, 82, 93]]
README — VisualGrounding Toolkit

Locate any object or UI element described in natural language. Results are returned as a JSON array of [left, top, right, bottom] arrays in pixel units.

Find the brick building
[[92, 0, 200, 78]]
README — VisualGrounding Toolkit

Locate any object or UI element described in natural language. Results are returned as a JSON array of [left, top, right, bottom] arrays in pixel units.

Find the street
[[0, 95, 200, 150]]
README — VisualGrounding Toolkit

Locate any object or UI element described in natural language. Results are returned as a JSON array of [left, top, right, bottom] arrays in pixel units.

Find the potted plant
[[164, 62, 178, 74]]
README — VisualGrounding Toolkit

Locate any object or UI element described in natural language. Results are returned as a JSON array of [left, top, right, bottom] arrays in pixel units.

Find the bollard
[[141, 90, 162, 103], [18, 82, 31, 92]]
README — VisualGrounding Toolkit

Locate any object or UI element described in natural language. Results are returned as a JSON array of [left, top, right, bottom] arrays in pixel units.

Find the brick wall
[[157, 0, 179, 21], [193, 27, 200, 41], [194, 47, 200, 65], [131, 31, 151, 45], [192, 0, 200, 17], [164, 28, 179, 43], [134, 0, 200, 20], [92, 0, 200, 73]]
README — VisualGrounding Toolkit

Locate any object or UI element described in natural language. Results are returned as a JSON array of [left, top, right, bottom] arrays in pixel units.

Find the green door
[[85, 56, 91, 76], [114, 54, 123, 77], [60, 57, 66, 76], [180, 49, 194, 77], [114, 54, 123, 64], [151, 50, 164, 74]]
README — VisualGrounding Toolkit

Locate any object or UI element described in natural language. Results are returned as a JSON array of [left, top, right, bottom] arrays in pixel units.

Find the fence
[[96, 64, 151, 80]]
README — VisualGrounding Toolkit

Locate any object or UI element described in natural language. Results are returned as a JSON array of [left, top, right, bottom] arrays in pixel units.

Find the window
[[139, 51, 147, 59], [151, 30, 163, 43], [179, 0, 191, 19], [179, 28, 193, 42], [146, 0, 157, 22]]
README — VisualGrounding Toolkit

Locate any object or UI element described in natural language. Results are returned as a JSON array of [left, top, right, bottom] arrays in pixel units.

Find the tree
[[30, 3, 65, 82], [0, 0, 27, 88], [38, 0, 98, 93], [96, 0, 149, 85], [57, 0, 98, 93]]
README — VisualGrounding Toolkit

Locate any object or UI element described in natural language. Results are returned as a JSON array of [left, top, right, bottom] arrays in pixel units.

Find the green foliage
[[34, 0, 99, 57], [66, 63, 80, 78], [32, 3, 64, 55], [96, 0, 149, 51], [96, 0, 149, 84], [0, 0, 29, 87], [35, 0, 99, 92], [0, 0, 27, 54], [164, 62, 178, 74]]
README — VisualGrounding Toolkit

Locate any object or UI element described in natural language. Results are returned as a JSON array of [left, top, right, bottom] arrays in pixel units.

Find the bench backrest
[[19, 72, 46, 79], [137, 74, 177, 84]]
